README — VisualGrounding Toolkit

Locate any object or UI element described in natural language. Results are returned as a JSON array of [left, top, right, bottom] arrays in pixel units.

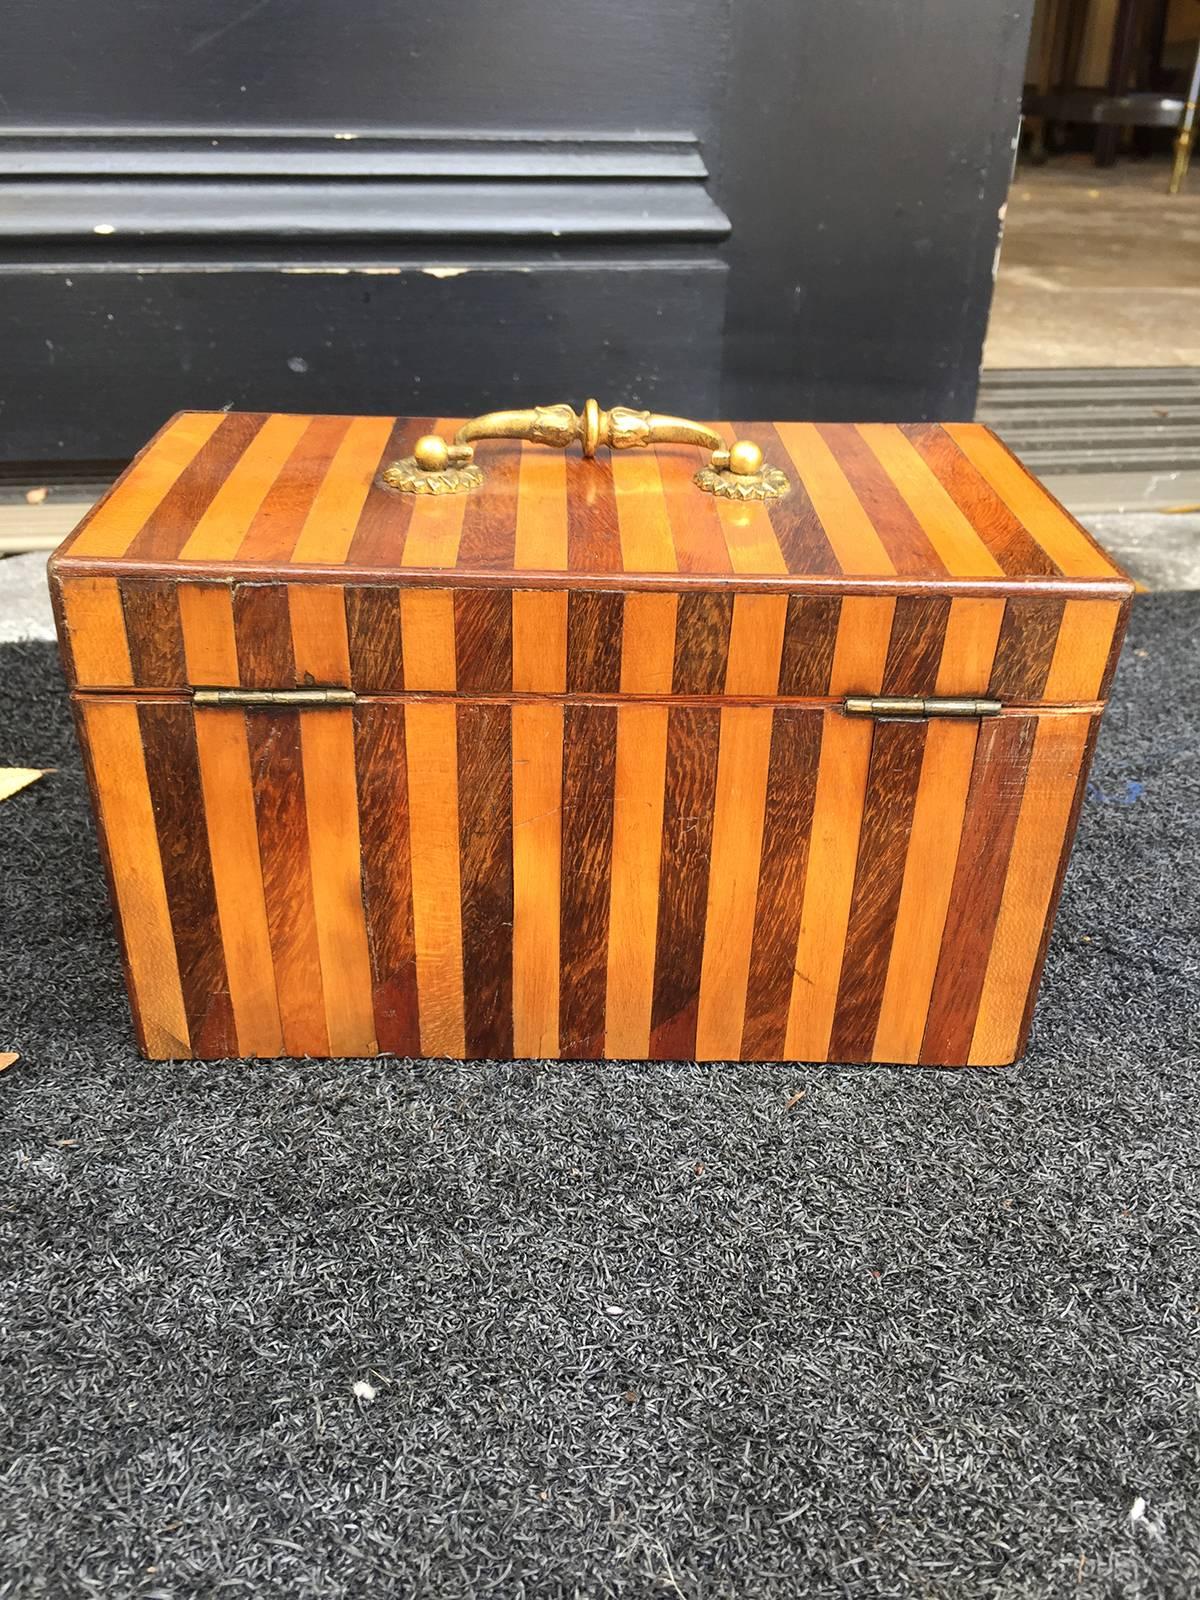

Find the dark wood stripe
[[672, 591, 733, 695], [354, 702, 420, 1056], [778, 595, 842, 696], [657, 444, 731, 575], [246, 711, 329, 1057], [345, 585, 405, 692], [1098, 598, 1133, 700], [559, 703, 617, 1058], [454, 589, 513, 693], [566, 591, 623, 693], [138, 702, 236, 1058], [458, 440, 520, 569], [344, 416, 430, 566], [741, 710, 823, 1059], [456, 703, 514, 1059], [919, 715, 1037, 1064], [649, 706, 722, 1059], [124, 412, 267, 562], [233, 583, 296, 689], [903, 425, 1061, 578], [120, 579, 186, 688], [565, 449, 623, 573], [818, 423, 950, 577], [828, 721, 927, 1062], [989, 598, 1066, 701], [881, 596, 952, 695], [748, 424, 842, 575], [1014, 713, 1102, 1054], [236, 415, 352, 563]]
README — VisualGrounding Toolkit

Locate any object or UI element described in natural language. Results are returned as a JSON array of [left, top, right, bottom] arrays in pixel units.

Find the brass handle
[[381, 399, 790, 502]]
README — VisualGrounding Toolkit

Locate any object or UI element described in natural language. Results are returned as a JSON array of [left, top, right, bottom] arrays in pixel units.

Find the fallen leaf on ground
[[0, 768, 51, 803], [0, 1054, 18, 1073], [786, 1090, 807, 1110], [24, 486, 49, 505]]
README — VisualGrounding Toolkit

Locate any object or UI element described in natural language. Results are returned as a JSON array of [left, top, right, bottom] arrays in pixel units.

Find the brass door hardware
[[382, 399, 791, 502]]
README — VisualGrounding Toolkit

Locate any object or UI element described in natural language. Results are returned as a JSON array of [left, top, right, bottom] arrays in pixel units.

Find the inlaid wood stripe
[[125, 413, 267, 562], [741, 710, 822, 1060], [179, 583, 239, 687], [458, 704, 514, 1059], [402, 418, 469, 570], [246, 711, 329, 1058], [567, 592, 623, 693], [513, 702, 564, 1058], [936, 598, 1006, 695], [291, 414, 405, 567], [657, 445, 731, 575], [138, 702, 237, 1058], [513, 591, 567, 693], [945, 424, 1122, 579], [673, 592, 733, 695], [237, 415, 353, 564], [785, 712, 874, 1061], [514, 442, 570, 570], [773, 423, 896, 576], [881, 597, 951, 696], [744, 424, 841, 575], [81, 699, 191, 1058], [779, 597, 842, 696], [1042, 599, 1121, 703], [968, 713, 1094, 1065], [566, 449, 623, 572], [400, 590, 456, 691], [724, 594, 788, 695], [290, 585, 352, 686], [69, 412, 228, 559], [354, 703, 420, 1056], [192, 707, 283, 1056], [344, 417, 428, 567], [989, 597, 1065, 701], [829, 596, 896, 695], [694, 705, 776, 1060], [857, 425, 1005, 578], [459, 439, 521, 571], [178, 414, 313, 561], [871, 720, 978, 1063], [818, 423, 948, 577], [714, 424, 788, 575], [235, 584, 296, 689], [828, 720, 928, 1062], [560, 704, 618, 1058], [611, 448, 677, 573], [60, 576, 133, 687], [346, 586, 404, 693], [120, 579, 187, 688], [455, 589, 512, 693], [404, 701, 466, 1057], [649, 706, 721, 1059], [902, 425, 1060, 578], [919, 714, 1038, 1065]]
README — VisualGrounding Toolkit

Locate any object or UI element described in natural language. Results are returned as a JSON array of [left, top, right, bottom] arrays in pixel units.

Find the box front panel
[[76, 696, 1097, 1065]]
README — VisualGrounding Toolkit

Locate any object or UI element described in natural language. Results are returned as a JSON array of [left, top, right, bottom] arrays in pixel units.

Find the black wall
[[0, 0, 1032, 463]]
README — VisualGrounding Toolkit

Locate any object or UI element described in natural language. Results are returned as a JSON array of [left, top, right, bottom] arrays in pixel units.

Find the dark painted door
[[0, 0, 1031, 463]]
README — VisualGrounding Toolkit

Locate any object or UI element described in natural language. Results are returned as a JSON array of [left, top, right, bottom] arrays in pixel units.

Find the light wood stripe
[[712, 427, 788, 575], [936, 598, 1006, 695], [512, 702, 563, 1057], [724, 594, 787, 695], [81, 700, 190, 1057], [871, 720, 977, 1062], [179, 414, 313, 562], [401, 419, 469, 569], [620, 593, 678, 694], [289, 585, 352, 685], [513, 590, 567, 692], [69, 413, 227, 558], [404, 701, 466, 1056], [299, 710, 378, 1055], [193, 708, 283, 1055], [785, 712, 873, 1059], [60, 577, 133, 687], [828, 597, 896, 694], [969, 713, 1093, 1064], [400, 589, 457, 691], [856, 425, 1005, 578], [945, 424, 1122, 579], [695, 706, 775, 1059], [290, 415, 396, 565], [178, 584, 240, 685], [611, 449, 677, 572], [605, 702, 670, 1057], [774, 423, 897, 575], [1042, 599, 1120, 703], [514, 443, 569, 570]]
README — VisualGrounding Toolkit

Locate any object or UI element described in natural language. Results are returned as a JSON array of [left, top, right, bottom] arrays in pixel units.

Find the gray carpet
[[1, 595, 1197, 1600]]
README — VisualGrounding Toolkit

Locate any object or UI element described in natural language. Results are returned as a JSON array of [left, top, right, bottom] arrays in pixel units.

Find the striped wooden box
[[49, 410, 1132, 1065]]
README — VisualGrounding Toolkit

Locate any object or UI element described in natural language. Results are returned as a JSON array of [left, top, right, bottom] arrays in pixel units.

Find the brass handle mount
[[381, 399, 790, 502]]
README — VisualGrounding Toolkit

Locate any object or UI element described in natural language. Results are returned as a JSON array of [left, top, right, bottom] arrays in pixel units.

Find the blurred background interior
[[1, 0, 1198, 623]]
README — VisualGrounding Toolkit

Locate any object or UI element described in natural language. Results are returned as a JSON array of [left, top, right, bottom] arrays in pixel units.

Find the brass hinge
[[842, 695, 1002, 721], [192, 687, 357, 708]]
